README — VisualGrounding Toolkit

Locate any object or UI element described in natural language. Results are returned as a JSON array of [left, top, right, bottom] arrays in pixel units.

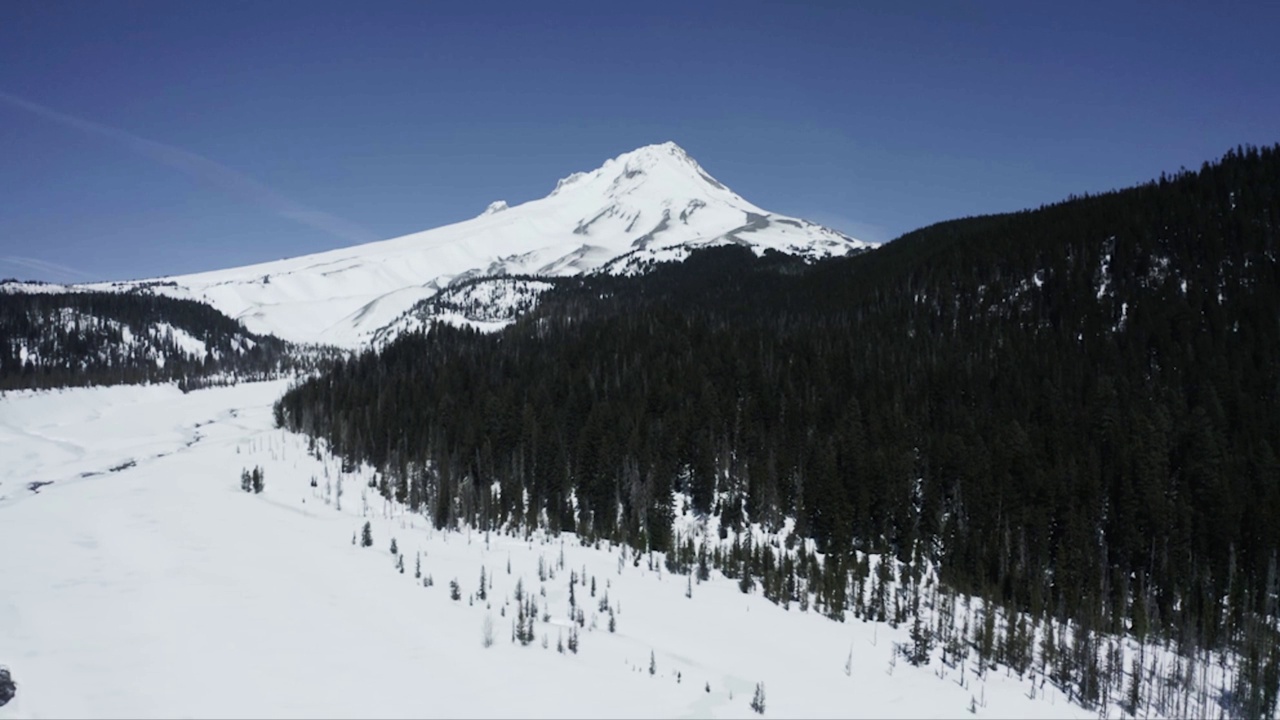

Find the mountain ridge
[[5, 142, 872, 348]]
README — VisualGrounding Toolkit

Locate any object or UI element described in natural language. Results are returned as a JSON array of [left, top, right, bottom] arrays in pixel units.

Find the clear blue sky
[[2, 1, 1277, 282]]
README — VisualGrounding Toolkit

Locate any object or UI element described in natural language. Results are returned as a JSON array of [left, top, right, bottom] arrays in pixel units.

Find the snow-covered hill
[[0, 288, 294, 390], [44, 142, 870, 347]]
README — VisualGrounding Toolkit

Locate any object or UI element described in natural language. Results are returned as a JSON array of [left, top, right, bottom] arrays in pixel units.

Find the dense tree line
[[277, 145, 1280, 713], [0, 289, 303, 390]]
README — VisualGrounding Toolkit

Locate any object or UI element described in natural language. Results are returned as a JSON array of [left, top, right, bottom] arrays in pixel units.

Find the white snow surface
[[0, 381, 1143, 719], [30, 142, 870, 347]]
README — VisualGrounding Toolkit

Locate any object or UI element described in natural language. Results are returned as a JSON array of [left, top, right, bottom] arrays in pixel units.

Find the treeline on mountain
[[276, 145, 1280, 712], [0, 290, 301, 390], [404, 274, 568, 325]]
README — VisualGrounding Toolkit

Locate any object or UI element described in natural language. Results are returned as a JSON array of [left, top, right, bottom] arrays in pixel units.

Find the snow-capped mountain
[[39, 142, 870, 348]]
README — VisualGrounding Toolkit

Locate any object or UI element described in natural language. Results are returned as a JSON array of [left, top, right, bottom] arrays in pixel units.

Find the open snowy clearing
[[1, 381, 1102, 718]]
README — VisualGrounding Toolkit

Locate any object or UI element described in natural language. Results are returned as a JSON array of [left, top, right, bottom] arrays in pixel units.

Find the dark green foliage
[[0, 666, 14, 707], [360, 521, 373, 548], [277, 146, 1280, 664], [750, 682, 766, 714], [239, 466, 264, 494], [0, 288, 305, 390], [906, 603, 934, 667]]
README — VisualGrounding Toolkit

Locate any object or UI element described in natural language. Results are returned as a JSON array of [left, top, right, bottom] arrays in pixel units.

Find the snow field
[[2, 381, 1144, 718]]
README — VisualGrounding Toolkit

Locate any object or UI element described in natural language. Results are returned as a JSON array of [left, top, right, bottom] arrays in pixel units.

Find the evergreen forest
[[271, 145, 1278, 715], [0, 289, 299, 390]]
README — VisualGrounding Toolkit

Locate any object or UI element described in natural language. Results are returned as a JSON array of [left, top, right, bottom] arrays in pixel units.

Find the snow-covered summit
[[48, 142, 874, 347]]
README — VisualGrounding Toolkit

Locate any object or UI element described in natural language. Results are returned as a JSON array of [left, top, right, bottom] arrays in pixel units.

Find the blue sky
[[2, 1, 1277, 282]]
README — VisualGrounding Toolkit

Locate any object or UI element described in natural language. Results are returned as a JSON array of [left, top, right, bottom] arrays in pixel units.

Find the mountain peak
[[95, 141, 873, 347], [548, 141, 732, 202]]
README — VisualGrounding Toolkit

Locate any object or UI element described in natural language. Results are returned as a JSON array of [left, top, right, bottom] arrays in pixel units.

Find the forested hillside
[[0, 289, 301, 390], [277, 145, 1280, 716]]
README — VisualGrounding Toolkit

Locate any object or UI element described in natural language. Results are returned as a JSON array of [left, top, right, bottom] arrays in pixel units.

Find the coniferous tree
[[750, 682, 766, 714], [0, 666, 15, 707]]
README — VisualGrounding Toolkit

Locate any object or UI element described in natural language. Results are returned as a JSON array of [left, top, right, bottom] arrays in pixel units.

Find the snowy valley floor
[[2, 380, 1113, 718]]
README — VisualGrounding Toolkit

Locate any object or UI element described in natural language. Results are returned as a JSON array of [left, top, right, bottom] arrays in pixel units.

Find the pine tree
[[517, 600, 530, 646], [907, 593, 934, 667], [482, 613, 494, 648], [360, 521, 373, 548], [396, 553, 405, 574], [650, 650, 656, 676], [0, 665, 16, 707], [739, 562, 754, 594], [390, 537, 398, 555], [750, 682, 766, 714], [478, 566, 487, 601], [415, 552, 421, 579], [450, 578, 461, 601]]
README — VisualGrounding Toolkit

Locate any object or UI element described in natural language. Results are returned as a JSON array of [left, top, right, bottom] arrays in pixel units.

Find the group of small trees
[[239, 466, 264, 493]]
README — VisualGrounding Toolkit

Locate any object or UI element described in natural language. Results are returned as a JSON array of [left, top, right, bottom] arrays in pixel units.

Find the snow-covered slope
[[0, 381, 1156, 719], [65, 142, 871, 347]]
